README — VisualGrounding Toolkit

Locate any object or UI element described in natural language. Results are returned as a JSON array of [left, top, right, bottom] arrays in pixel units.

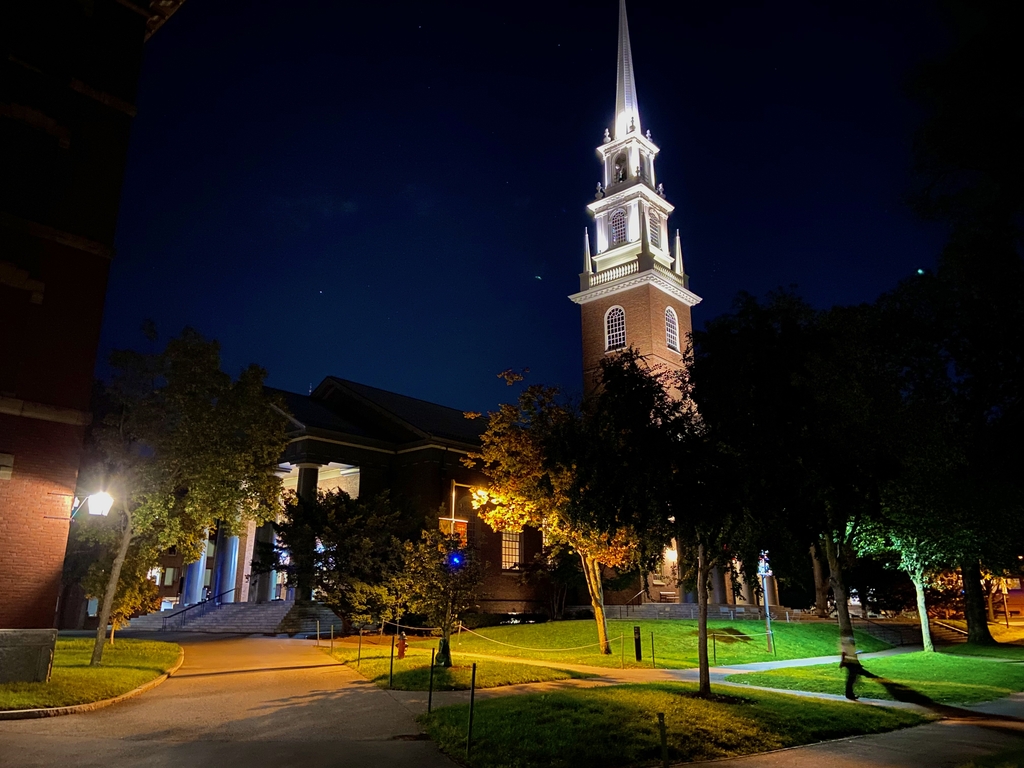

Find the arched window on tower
[[665, 307, 680, 352], [648, 208, 661, 249], [610, 209, 627, 247], [606, 306, 626, 351]]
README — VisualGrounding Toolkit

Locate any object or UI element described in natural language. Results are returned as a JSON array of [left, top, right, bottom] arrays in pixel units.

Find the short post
[[712, 633, 717, 665], [620, 634, 625, 669], [466, 663, 477, 760], [786, 611, 790, 623], [456, 621, 463, 649], [634, 626, 642, 662], [651, 632, 656, 669], [330, 624, 335, 653], [357, 628, 363, 667], [657, 712, 668, 768], [428, 648, 436, 714], [389, 634, 396, 689]]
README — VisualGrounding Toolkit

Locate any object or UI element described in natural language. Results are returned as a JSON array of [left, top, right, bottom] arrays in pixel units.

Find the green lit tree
[[401, 528, 484, 667], [84, 327, 288, 665]]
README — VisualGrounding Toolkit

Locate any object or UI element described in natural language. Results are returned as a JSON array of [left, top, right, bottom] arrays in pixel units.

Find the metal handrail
[[163, 588, 235, 630], [850, 614, 918, 646]]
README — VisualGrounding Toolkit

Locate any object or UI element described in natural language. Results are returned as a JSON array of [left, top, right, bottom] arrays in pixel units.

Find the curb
[[0, 646, 185, 721]]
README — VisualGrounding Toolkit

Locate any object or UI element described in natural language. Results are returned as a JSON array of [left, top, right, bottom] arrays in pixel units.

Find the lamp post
[[758, 551, 774, 654], [86, 491, 133, 666]]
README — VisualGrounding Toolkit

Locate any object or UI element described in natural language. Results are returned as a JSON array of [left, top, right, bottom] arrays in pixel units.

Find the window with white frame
[[610, 209, 627, 246], [606, 306, 626, 350], [648, 208, 661, 248], [665, 307, 680, 352], [502, 532, 522, 570]]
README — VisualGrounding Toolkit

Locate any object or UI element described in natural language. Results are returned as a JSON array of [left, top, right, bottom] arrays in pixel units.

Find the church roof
[[323, 377, 485, 445], [271, 379, 485, 449]]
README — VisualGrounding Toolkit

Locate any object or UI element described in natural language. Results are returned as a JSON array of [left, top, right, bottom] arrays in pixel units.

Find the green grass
[[420, 682, 925, 768], [727, 652, 1024, 704], [0, 638, 182, 710], [943, 643, 1024, 661], [323, 645, 592, 690], [405, 619, 889, 669]]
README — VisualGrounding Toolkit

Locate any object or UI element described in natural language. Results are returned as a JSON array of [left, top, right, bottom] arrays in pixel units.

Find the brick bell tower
[[570, 0, 702, 391]]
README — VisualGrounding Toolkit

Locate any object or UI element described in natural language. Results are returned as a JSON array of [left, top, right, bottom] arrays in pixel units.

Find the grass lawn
[[0, 638, 182, 711], [404, 619, 889, 670], [420, 682, 925, 768], [323, 645, 592, 690], [943, 643, 1024, 661], [726, 652, 1024, 705]]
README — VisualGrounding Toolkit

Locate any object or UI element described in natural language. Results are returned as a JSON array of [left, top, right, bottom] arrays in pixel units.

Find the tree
[[469, 355, 675, 654], [692, 293, 902, 651], [259, 489, 405, 626], [906, 0, 1024, 643], [84, 327, 288, 665], [402, 529, 484, 667], [82, 534, 161, 644]]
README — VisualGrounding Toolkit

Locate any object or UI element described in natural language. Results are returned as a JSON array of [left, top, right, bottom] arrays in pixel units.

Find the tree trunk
[[985, 582, 996, 621], [696, 541, 711, 696], [810, 541, 830, 617], [962, 559, 996, 645], [822, 534, 855, 649], [109, 624, 116, 645], [580, 552, 611, 654], [911, 569, 934, 652], [91, 509, 133, 666]]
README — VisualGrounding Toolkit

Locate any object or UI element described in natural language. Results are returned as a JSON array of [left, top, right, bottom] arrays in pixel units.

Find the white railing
[[590, 260, 638, 287], [653, 261, 684, 285]]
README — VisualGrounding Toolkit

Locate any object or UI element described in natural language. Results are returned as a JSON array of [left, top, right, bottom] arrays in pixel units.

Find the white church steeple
[[570, 0, 702, 390]]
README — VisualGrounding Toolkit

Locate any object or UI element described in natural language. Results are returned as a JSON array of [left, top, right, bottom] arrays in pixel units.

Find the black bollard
[[389, 634, 396, 689], [466, 663, 477, 760], [428, 648, 436, 714]]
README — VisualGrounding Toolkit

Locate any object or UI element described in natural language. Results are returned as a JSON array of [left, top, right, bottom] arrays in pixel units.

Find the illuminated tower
[[570, 0, 701, 389]]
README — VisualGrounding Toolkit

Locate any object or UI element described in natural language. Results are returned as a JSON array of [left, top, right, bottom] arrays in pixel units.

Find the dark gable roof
[[325, 378, 485, 445], [267, 387, 368, 436], [270, 379, 485, 447]]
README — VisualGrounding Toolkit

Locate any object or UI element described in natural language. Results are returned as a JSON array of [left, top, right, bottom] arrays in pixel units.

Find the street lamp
[[87, 492, 114, 517]]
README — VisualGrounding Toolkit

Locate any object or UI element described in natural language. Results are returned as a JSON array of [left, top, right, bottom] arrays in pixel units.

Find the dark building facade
[[0, 1, 185, 629], [143, 377, 545, 616]]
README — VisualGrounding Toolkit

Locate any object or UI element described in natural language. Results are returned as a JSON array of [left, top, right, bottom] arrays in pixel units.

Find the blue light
[[917, 269, 925, 275], [451, 554, 462, 565]]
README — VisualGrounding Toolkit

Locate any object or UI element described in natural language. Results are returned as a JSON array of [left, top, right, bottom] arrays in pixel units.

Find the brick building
[[0, 0, 185, 629], [143, 377, 544, 617]]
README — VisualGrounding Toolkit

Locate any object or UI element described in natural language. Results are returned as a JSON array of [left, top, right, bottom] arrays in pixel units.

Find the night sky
[[101, 0, 951, 413]]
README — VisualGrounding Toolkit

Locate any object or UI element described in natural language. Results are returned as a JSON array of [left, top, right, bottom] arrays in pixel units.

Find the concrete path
[[0, 634, 455, 768]]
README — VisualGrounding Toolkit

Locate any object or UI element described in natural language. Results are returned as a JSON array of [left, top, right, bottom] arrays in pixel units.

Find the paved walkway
[[0, 634, 454, 768], [4, 634, 1023, 767]]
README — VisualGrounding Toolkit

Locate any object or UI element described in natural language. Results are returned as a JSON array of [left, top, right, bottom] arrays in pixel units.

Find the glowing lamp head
[[87, 492, 114, 517], [664, 548, 678, 563], [447, 552, 464, 569]]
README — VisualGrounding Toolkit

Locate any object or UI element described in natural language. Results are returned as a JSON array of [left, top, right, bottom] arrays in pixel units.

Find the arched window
[[606, 306, 626, 351], [648, 208, 661, 249], [665, 307, 680, 352], [610, 208, 626, 247], [610, 209, 627, 247]]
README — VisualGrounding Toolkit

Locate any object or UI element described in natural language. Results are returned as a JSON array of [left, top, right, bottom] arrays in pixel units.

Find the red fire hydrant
[[397, 631, 407, 660]]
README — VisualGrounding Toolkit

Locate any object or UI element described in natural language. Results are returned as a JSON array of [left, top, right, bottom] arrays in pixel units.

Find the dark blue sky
[[102, 0, 951, 413]]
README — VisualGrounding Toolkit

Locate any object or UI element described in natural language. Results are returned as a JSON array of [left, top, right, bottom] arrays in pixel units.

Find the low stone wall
[[0, 628, 56, 683]]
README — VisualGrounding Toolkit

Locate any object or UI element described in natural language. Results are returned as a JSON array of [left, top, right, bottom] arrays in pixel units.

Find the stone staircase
[[930, 620, 969, 645], [277, 602, 344, 636], [128, 600, 295, 634]]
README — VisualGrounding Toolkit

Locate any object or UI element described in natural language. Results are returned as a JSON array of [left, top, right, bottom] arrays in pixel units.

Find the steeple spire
[[614, 0, 641, 141], [584, 228, 593, 273]]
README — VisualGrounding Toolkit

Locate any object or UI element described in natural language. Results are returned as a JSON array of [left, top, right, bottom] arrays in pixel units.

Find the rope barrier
[[457, 624, 626, 653]]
